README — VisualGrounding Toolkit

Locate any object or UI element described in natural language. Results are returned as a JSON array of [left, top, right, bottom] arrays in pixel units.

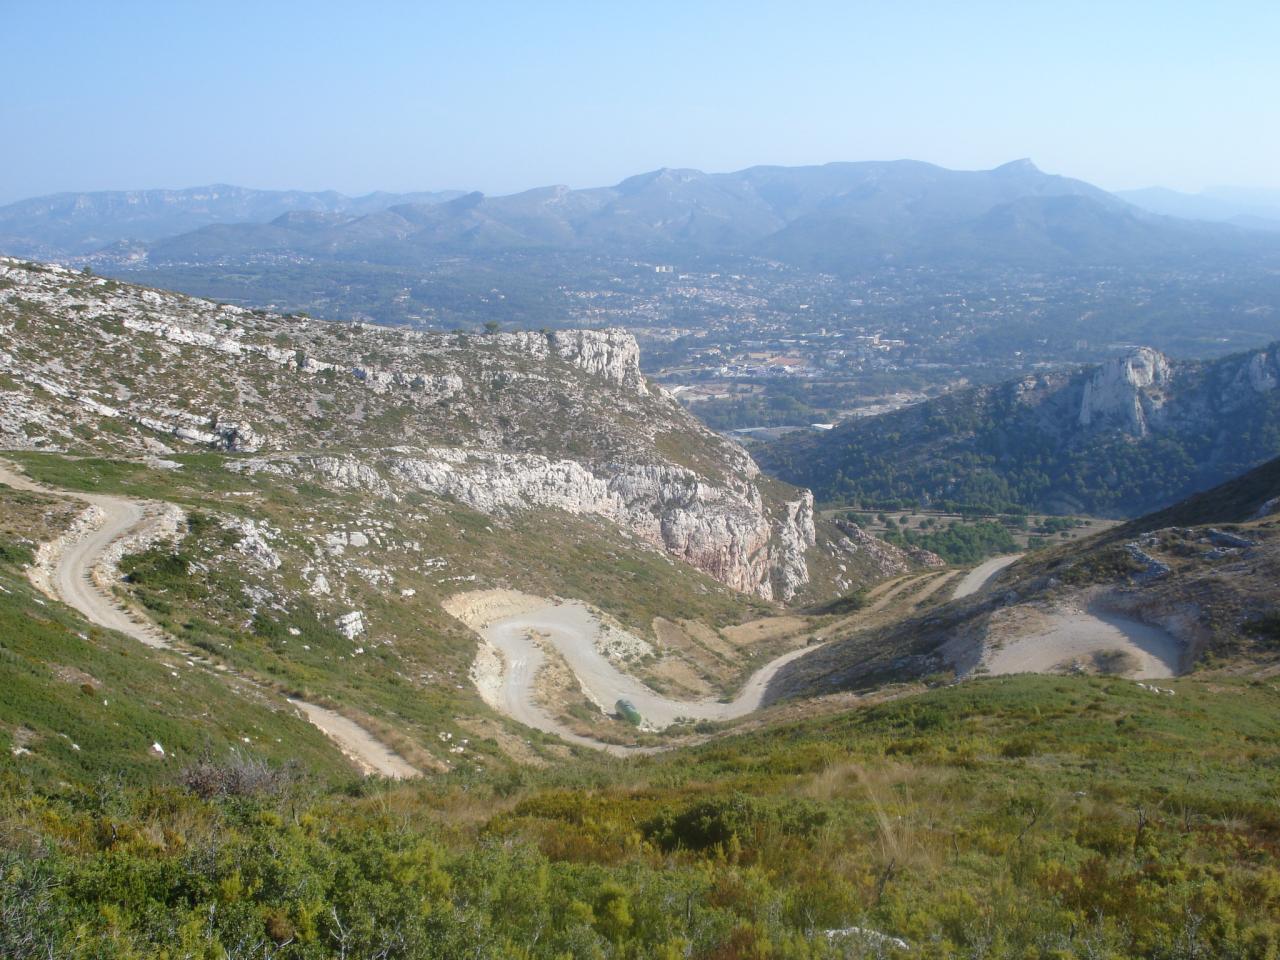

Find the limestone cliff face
[[497, 330, 647, 394], [1079, 347, 1174, 436], [769, 493, 816, 598], [237, 450, 816, 600], [1225, 346, 1280, 409], [1077, 344, 1279, 437], [0, 256, 831, 600]]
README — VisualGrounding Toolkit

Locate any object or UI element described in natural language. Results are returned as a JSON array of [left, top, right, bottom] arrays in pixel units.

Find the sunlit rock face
[[0, 257, 822, 599], [1079, 347, 1173, 436]]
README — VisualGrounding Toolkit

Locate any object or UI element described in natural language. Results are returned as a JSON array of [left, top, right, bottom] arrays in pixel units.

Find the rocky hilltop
[[761, 343, 1280, 517], [1077, 346, 1175, 435], [0, 257, 820, 599]]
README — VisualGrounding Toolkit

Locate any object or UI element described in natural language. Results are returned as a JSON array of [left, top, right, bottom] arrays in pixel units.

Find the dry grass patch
[[720, 614, 811, 648]]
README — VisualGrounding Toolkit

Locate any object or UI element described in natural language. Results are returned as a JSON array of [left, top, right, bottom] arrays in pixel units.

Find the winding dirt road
[[468, 549, 1180, 752], [952, 554, 1022, 599], [471, 596, 819, 752], [0, 461, 417, 779], [983, 604, 1180, 678], [462, 558, 1025, 753]]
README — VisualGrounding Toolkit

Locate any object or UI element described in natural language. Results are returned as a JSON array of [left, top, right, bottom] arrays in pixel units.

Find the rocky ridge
[[832, 519, 945, 576], [762, 341, 1280, 516], [0, 257, 826, 599], [1078, 346, 1174, 436], [229, 450, 814, 600]]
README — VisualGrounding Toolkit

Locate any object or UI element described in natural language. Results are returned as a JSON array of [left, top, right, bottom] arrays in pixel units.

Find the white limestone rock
[[335, 610, 365, 639], [223, 515, 282, 570], [1079, 347, 1173, 436], [496, 329, 647, 394], [386, 448, 813, 599]]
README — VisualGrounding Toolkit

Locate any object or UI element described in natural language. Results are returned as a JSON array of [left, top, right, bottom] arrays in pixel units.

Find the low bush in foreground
[[2, 674, 1279, 957]]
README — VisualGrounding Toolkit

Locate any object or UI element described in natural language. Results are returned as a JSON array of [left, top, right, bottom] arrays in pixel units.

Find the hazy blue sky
[[3, 0, 1277, 202]]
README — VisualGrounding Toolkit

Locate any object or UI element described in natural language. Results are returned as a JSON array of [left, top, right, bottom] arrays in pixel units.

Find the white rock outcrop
[[335, 610, 366, 639], [386, 449, 814, 599], [1224, 346, 1280, 410], [1247, 348, 1279, 393], [497, 329, 647, 394], [229, 456, 396, 500], [223, 515, 282, 570], [831, 519, 945, 578], [1079, 347, 1173, 436]]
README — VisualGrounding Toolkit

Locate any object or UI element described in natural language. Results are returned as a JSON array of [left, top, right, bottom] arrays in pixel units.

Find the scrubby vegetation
[[0, 497, 351, 788], [4, 464, 1280, 957], [3, 674, 1279, 957], [880, 519, 1017, 566], [759, 355, 1280, 517]]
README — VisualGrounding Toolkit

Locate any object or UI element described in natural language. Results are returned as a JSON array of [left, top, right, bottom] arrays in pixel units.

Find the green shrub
[[0, 541, 34, 566], [642, 794, 828, 853]]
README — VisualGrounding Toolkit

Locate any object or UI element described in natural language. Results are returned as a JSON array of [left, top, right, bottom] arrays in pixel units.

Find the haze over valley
[[6, 158, 1280, 442]]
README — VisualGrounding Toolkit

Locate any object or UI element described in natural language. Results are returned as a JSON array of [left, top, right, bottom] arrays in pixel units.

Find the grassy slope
[[3, 673, 1278, 956], [0, 486, 353, 788], [5, 452, 776, 763]]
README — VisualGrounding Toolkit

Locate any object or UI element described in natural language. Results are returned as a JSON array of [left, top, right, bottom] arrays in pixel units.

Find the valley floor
[[453, 548, 1192, 751]]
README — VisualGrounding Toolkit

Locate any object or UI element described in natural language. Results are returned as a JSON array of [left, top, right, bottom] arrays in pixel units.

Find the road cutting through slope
[[952, 554, 1022, 599], [451, 591, 820, 752], [982, 603, 1181, 678], [0, 461, 417, 779], [455, 546, 1183, 752]]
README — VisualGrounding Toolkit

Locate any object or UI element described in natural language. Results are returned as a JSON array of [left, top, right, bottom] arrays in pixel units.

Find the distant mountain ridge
[[1119, 185, 1280, 232], [5, 160, 1274, 273], [0, 185, 465, 258], [139, 159, 1269, 272]]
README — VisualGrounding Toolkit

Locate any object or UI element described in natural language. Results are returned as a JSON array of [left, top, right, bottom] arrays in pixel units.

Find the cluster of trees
[[878, 518, 1018, 565], [694, 391, 821, 430], [689, 380, 919, 432], [762, 360, 1280, 518]]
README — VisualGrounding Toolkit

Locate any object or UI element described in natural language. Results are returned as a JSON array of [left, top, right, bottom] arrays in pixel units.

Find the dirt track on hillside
[[952, 554, 1021, 599], [982, 601, 1181, 678], [946, 553, 1181, 679], [0, 461, 418, 779], [448, 589, 820, 752]]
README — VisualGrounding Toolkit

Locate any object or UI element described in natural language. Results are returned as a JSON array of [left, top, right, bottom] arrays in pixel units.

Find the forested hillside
[[760, 344, 1280, 516]]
